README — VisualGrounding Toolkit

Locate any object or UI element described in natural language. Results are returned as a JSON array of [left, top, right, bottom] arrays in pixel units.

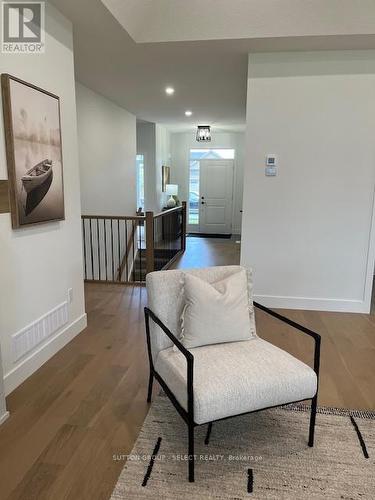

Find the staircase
[[81, 202, 186, 284], [132, 249, 179, 281]]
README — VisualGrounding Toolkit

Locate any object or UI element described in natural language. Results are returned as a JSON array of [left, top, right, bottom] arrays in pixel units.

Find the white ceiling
[[49, 0, 375, 132], [103, 0, 375, 43]]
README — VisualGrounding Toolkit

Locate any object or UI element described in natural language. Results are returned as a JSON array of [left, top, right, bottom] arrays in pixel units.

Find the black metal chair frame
[[144, 301, 321, 482]]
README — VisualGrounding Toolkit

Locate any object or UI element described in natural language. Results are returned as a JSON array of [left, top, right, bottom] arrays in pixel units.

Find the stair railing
[[81, 201, 186, 284]]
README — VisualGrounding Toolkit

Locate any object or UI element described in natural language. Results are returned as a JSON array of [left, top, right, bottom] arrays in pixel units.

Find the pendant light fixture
[[196, 125, 211, 142]]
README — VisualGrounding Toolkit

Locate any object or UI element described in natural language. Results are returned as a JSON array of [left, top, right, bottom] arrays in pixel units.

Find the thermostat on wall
[[266, 154, 277, 166], [265, 166, 277, 176]]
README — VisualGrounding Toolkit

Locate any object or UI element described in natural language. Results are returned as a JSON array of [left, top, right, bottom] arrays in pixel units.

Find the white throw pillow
[[180, 269, 253, 349]]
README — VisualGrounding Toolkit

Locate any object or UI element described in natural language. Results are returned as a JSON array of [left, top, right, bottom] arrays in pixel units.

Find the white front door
[[199, 159, 234, 234]]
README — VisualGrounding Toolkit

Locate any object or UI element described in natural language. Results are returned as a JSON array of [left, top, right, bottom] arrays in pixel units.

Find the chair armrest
[[253, 301, 321, 377], [144, 307, 194, 419], [144, 307, 193, 362]]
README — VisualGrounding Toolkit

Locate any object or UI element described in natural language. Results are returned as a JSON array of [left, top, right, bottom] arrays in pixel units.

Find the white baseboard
[[254, 294, 368, 313], [4, 313, 87, 396], [0, 411, 10, 426]]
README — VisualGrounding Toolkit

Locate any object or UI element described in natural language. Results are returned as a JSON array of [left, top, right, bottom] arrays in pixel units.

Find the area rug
[[111, 395, 375, 499]]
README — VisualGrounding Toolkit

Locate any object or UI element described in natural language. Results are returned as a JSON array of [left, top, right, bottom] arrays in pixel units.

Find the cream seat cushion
[[155, 338, 317, 425], [180, 269, 252, 348]]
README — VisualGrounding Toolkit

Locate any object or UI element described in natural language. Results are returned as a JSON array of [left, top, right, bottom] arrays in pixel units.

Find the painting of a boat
[[21, 159, 53, 193], [1, 74, 64, 227]]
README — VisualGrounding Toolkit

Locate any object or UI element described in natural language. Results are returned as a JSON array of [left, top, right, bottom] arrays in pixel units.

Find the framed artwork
[[1, 74, 65, 228], [162, 165, 170, 192]]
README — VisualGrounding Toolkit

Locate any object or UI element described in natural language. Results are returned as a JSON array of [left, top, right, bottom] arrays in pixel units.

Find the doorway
[[199, 159, 234, 234], [188, 149, 235, 235]]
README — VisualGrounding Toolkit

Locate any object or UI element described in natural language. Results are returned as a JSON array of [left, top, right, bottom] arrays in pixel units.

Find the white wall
[[137, 121, 156, 212], [0, 342, 8, 424], [170, 131, 245, 233], [0, 4, 87, 397], [241, 51, 375, 312], [76, 83, 137, 215], [155, 124, 171, 210], [137, 121, 171, 212]]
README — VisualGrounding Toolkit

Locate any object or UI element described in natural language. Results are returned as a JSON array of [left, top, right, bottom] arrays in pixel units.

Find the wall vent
[[12, 302, 69, 362]]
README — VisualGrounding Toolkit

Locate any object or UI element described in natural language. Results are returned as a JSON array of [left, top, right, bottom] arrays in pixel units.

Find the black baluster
[[117, 219, 121, 283], [125, 220, 128, 282], [89, 218, 94, 280], [111, 219, 114, 281], [138, 220, 142, 281], [82, 218, 87, 280], [153, 218, 156, 270], [104, 219, 108, 281], [97, 218, 101, 280], [182, 208, 184, 250], [132, 221, 135, 282], [170, 212, 172, 258]]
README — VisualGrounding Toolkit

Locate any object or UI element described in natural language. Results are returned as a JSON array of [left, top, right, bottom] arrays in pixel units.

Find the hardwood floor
[[0, 236, 374, 499], [0, 284, 150, 500], [172, 235, 241, 269]]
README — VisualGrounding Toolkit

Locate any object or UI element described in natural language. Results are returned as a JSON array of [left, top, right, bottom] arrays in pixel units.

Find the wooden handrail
[[117, 220, 138, 281], [181, 201, 187, 251], [81, 202, 187, 284], [82, 214, 145, 221], [153, 205, 183, 219], [145, 211, 155, 274], [117, 208, 144, 280], [82, 205, 182, 221]]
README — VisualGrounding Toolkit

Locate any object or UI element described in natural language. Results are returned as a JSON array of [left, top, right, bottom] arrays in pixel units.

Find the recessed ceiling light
[[185, 110, 193, 116], [165, 87, 175, 95]]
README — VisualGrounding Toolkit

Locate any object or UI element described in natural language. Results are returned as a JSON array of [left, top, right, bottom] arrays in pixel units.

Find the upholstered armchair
[[144, 266, 320, 482]]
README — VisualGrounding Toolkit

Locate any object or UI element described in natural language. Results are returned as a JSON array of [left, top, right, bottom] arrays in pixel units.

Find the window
[[188, 149, 235, 225], [136, 154, 145, 211]]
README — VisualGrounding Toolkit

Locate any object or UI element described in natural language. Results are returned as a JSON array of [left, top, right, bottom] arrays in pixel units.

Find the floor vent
[[12, 302, 69, 362]]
